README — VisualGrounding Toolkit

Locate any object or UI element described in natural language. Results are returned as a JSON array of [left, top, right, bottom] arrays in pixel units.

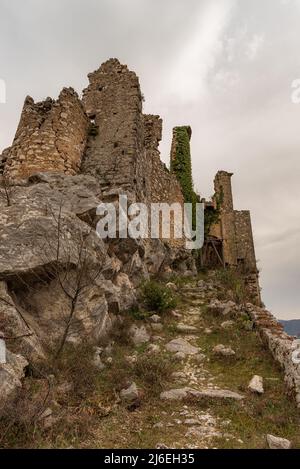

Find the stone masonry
[[80, 59, 184, 246], [211, 171, 257, 270], [81, 59, 145, 198], [0, 58, 256, 256], [246, 303, 300, 408], [2, 88, 89, 181], [209, 171, 260, 303]]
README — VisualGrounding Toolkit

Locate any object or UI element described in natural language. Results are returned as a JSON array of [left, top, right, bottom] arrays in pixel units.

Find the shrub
[[134, 354, 175, 393], [216, 269, 246, 304], [141, 281, 177, 313], [127, 306, 152, 321], [51, 343, 99, 401]]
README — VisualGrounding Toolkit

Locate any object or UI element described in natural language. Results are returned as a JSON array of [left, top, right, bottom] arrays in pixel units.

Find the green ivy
[[171, 126, 199, 228], [171, 126, 194, 203], [204, 189, 224, 238]]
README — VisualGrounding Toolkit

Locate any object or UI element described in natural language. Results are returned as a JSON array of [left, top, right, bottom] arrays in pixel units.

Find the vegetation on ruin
[[171, 127, 194, 204], [141, 280, 177, 314], [204, 189, 224, 239], [171, 126, 200, 229], [1, 271, 299, 449]]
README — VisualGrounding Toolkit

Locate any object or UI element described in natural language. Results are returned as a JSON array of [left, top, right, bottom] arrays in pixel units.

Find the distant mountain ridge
[[280, 319, 300, 338]]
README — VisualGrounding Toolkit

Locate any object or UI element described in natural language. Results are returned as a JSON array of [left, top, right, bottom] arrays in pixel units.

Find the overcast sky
[[0, 0, 299, 319]]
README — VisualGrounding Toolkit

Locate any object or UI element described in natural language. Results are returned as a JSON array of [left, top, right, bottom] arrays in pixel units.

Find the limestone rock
[[146, 344, 160, 354], [149, 314, 161, 324], [156, 443, 169, 449], [125, 355, 138, 365], [165, 338, 200, 355], [93, 347, 106, 371], [166, 282, 178, 291], [266, 434, 292, 450], [129, 325, 150, 346], [174, 352, 187, 362], [176, 324, 198, 334], [213, 344, 236, 357], [170, 311, 183, 319], [221, 320, 235, 330], [0, 281, 45, 363], [171, 371, 187, 380], [0, 350, 28, 414], [208, 300, 236, 317], [248, 375, 264, 395], [193, 353, 206, 364], [120, 382, 140, 403], [160, 387, 244, 402]]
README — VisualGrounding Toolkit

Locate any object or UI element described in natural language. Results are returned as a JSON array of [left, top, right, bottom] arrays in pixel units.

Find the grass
[[1, 271, 299, 449], [197, 304, 300, 449], [141, 280, 178, 313]]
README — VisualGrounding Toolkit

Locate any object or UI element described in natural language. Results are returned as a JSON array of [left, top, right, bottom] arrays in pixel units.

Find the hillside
[[1, 271, 299, 449], [0, 58, 299, 451]]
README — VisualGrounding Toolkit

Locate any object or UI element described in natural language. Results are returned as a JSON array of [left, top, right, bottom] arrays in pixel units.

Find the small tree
[[40, 202, 104, 359]]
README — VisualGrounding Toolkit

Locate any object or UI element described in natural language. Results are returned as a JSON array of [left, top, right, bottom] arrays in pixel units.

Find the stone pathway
[[147, 283, 243, 448]]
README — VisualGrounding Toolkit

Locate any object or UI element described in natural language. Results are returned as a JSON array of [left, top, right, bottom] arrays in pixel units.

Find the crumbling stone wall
[[234, 210, 257, 271], [1, 57, 258, 259], [144, 115, 185, 247], [212, 171, 257, 272], [213, 171, 238, 267], [209, 171, 260, 303], [144, 115, 183, 207], [2, 88, 89, 181], [82, 59, 145, 199], [246, 304, 300, 408], [81, 60, 185, 247]]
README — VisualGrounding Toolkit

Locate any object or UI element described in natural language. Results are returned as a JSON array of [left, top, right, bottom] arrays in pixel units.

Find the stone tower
[[2, 88, 89, 181], [81, 59, 146, 200]]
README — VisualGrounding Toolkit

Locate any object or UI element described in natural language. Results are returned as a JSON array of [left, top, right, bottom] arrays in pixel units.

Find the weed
[[141, 281, 177, 313]]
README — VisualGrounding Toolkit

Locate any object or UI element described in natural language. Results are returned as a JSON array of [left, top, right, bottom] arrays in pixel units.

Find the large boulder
[[0, 349, 28, 414], [165, 338, 200, 355], [0, 281, 45, 362], [0, 185, 107, 280], [0, 174, 119, 357]]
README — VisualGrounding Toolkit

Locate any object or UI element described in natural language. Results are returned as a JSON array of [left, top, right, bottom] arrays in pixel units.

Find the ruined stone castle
[[3, 58, 300, 420], [0, 58, 259, 299]]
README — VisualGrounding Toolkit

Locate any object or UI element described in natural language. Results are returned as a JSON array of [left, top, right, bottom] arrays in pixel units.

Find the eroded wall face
[[234, 210, 257, 270], [144, 116, 185, 247], [212, 171, 258, 274], [3, 89, 89, 181], [81, 60, 185, 247], [213, 171, 237, 266], [81, 59, 145, 197], [214, 171, 234, 211]]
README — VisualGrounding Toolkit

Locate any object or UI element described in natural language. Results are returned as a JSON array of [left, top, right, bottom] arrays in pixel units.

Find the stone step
[[160, 387, 244, 402]]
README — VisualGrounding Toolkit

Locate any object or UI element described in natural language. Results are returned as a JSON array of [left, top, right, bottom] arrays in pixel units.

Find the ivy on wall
[[171, 126, 194, 204], [171, 126, 199, 229], [171, 126, 223, 237], [204, 189, 224, 238]]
